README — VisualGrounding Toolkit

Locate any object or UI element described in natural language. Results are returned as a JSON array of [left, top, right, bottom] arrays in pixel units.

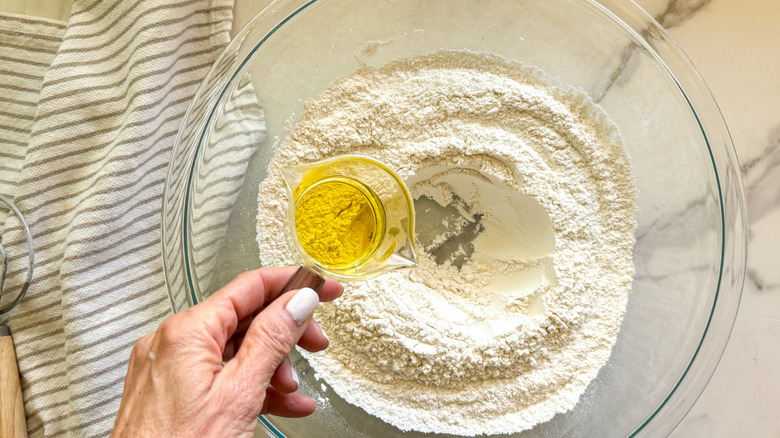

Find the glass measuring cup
[[280, 155, 417, 281]]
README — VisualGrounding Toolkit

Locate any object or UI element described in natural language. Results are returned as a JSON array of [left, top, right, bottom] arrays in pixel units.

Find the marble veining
[[654, 0, 713, 29], [743, 138, 780, 295], [741, 132, 780, 221], [593, 0, 713, 102]]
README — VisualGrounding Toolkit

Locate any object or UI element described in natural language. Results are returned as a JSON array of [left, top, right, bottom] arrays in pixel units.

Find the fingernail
[[290, 365, 299, 386], [322, 329, 330, 342], [285, 287, 319, 326]]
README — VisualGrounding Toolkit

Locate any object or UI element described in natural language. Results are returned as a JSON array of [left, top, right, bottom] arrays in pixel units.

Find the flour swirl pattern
[[257, 50, 637, 436]]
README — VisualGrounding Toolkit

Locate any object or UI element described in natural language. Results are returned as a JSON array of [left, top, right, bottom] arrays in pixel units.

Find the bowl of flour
[[162, 0, 747, 437]]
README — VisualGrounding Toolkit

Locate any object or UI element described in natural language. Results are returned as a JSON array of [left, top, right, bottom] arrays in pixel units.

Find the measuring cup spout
[[279, 163, 311, 200]]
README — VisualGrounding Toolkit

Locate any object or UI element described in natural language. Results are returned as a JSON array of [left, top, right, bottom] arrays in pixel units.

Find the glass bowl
[[161, 0, 747, 436]]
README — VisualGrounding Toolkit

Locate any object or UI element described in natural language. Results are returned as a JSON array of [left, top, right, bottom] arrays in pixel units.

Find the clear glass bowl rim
[[161, 0, 748, 436]]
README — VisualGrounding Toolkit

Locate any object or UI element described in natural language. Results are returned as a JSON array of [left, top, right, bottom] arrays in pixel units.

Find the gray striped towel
[[0, 14, 65, 228], [0, 1, 249, 436]]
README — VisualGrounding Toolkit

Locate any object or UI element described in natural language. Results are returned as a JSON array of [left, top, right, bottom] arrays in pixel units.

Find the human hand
[[111, 266, 342, 437]]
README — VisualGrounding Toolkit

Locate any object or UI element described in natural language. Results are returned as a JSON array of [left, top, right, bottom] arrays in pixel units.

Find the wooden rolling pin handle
[[0, 326, 27, 438], [281, 266, 325, 293]]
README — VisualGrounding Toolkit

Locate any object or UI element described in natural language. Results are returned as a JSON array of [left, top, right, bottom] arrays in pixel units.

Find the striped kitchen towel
[[0, 1, 264, 436], [0, 14, 65, 228]]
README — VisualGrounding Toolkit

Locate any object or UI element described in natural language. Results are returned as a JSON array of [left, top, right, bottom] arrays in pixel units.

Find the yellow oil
[[293, 177, 386, 268]]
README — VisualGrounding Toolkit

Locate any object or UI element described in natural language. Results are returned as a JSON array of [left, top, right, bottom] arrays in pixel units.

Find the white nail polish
[[290, 366, 300, 385], [285, 287, 319, 326]]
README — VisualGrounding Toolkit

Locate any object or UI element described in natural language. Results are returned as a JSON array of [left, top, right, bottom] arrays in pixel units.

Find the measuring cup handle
[[281, 266, 325, 293], [0, 327, 27, 438]]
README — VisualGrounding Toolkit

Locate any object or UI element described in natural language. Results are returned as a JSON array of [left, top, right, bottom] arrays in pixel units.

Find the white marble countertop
[[2, 0, 777, 436]]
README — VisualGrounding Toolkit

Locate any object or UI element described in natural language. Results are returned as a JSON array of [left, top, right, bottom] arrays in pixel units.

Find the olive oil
[[294, 177, 386, 268], [280, 154, 417, 281]]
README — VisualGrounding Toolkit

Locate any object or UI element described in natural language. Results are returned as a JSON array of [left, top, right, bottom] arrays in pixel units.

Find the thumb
[[217, 287, 320, 400]]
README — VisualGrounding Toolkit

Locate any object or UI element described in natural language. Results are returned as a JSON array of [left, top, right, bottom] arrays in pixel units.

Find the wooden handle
[[0, 333, 27, 438], [281, 266, 325, 293]]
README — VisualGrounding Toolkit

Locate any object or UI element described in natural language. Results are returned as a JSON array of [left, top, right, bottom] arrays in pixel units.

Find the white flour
[[256, 51, 636, 436]]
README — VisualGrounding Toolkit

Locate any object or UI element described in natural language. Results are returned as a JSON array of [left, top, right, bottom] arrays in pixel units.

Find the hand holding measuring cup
[[114, 155, 416, 436], [112, 267, 343, 437]]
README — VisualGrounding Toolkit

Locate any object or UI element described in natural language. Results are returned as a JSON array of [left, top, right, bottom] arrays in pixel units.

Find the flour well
[[256, 50, 637, 436]]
